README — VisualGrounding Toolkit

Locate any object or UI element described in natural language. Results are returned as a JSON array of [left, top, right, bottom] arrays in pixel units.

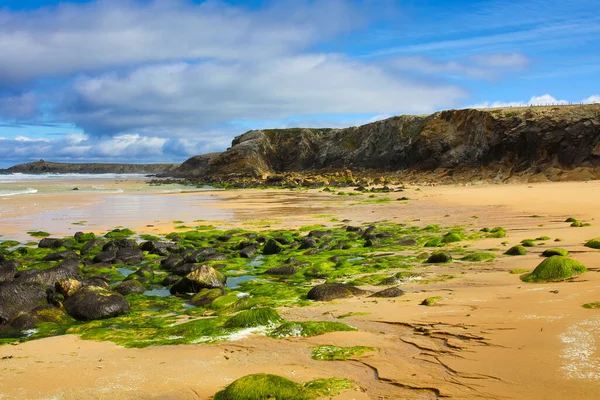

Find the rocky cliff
[[2, 160, 179, 174], [173, 104, 600, 184]]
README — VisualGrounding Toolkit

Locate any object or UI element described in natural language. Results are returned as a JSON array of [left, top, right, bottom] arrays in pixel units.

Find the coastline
[[0, 180, 599, 399]]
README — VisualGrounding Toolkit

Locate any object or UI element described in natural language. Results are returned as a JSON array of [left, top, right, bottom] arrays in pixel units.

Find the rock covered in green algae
[[189, 287, 225, 306], [521, 256, 587, 283], [223, 308, 282, 329], [307, 283, 366, 301], [215, 373, 306, 400], [425, 251, 452, 263], [64, 286, 130, 321], [369, 286, 405, 298], [541, 248, 569, 257], [504, 245, 527, 256], [263, 238, 284, 255], [169, 265, 226, 294], [584, 238, 600, 249]]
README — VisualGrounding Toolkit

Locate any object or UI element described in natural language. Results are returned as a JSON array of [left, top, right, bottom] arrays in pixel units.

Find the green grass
[[311, 345, 374, 361], [521, 256, 587, 283]]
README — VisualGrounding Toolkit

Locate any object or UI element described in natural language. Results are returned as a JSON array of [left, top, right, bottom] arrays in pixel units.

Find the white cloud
[[0, 0, 364, 83], [470, 94, 598, 108], [61, 55, 466, 135]]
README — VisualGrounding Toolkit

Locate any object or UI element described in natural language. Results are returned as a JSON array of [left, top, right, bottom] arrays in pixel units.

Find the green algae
[[27, 231, 50, 238], [504, 245, 527, 256], [213, 374, 353, 400], [442, 232, 462, 244], [104, 228, 135, 239], [311, 345, 374, 361], [461, 252, 495, 262], [521, 256, 587, 283], [541, 248, 569, 257], [421, 296, 442, 306], [584, 238, 600, 249], [269, 321, 356, 338], [510, 269, 530, 274], [582, 302, 600, 309], [224, 308, 282, 329]]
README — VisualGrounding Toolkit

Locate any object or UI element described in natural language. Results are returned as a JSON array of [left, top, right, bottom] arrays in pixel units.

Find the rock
[[0, 283, 47, 324], [239, 245, 257, 258], [80, 239, 106, 254], [263, 239, 284, 255], [140, 241, 182, 256], [14, 259, 81, 287], [55, 278, 82, 298], [189, 288, 225, 306], [161, 254, 184, 271], [38, 238, 64, 249], [398, 238, 418, 246], [0, 259, 20, 284], [116, 247, 144, 264], [173, 263, 200, 276], [425, 251, 452, 263], [308, 230, 332, 238], [346, 226, 362, 233], [93, 250, 117, 264], [369, 287, 405, 298], [127, 266, 154, 283], [64, 286, 130, 321], [42, 250, 79, 262], [264, 265, 298, 276], [521, 256, 587, 283], [504, 245, 527, 256], [307, 283, 366, 301], [170, 265, 227, 294], [102, 239, 137, 252], [113, 280, 145, 295], [183, 248, 218, 263], [161, 275, 181, 286], [299, 237, 317, 249]]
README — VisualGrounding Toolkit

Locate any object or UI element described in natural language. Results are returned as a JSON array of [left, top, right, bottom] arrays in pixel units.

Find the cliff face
[[174, 104, 600, 181], [3, 160, 179, 174]]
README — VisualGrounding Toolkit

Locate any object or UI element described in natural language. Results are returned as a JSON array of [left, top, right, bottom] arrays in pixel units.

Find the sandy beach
[[1, 179, 600, 399]]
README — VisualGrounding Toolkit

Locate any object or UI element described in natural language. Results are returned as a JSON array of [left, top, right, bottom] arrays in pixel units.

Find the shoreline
[[1, 180, 600, 399]]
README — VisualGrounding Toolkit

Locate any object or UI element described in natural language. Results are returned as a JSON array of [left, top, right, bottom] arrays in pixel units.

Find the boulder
[[369, 287, 405, 298], [0, 283, 47, 324], [264, 265, 298, 276], [173, 263, 200, 276], [307, 283, 366, 301], [170, 265, 226, 294], [42, 250, 79, 262], [183, 248, 218, 263], [113, 280, 145, 295], [80, 239, 106, 254], [64, 286, 130, 321], [425, 251, 452, 263], [398, 238, 418, 246], [55, 278, 82, 298], [0, 259, 20, 284], [161, 254, 184, 271], [115, 247, 144, 264], [239, 245, 257, 258], [263, 239, 284, 255], [299, 237, 317, 249], [14, 259, 81, 287], [38, 238, 64, 249], [93, 250, 117, 263], [102, 239, 137, 252], [140, 241, 182, 256]]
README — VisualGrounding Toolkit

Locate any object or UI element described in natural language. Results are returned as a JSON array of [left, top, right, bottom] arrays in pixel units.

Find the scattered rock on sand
[[64, 286, 130, 321], [170, 265, 227, 294], [307, 283, 366, 301]]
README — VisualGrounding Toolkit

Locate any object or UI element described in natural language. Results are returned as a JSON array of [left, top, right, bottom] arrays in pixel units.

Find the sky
[[0, 0, 598, 167]]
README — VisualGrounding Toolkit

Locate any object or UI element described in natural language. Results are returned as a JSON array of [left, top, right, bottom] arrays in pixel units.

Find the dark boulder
[[161, 275, 181, 286], [264, 265, 298, 276], [299, 238, 317, 249], [0, 283, 47, 324], [369, 287, 406, 298], [14, 259, 81, 287], [126, 266, 154, 283], [183, 248, 218, 263], [80, 239, 106, 255], [263, 239, 284, 255], [38, 238, 64, 249], [93, 250, 117, 264], [345, 226, 362, 233], [0, 259, 20, 284], [308, 230, 332, 238], [83, 277, 110, 289], [64, 286, 130, 321], [113, 280, 145, 295], [42, 250, 79, 262], [116, 247, 143, 264], [425, 251, 452, 264], [102, 239, 137, 252], [140, 241, 182, 256], [239, 245, 257, 258], [170, 266, 226, 294], [173, 263, 200, 276], [307, 283, 367, 301], [205, 252, 227, 261], [161, 254, 184, 271]]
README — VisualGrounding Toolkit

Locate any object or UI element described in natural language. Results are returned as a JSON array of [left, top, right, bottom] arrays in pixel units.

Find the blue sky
[[0, 0, 598, 167]]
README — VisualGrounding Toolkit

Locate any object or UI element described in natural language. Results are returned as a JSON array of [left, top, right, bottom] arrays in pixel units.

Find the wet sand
[[1, 180, 600, 399]]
